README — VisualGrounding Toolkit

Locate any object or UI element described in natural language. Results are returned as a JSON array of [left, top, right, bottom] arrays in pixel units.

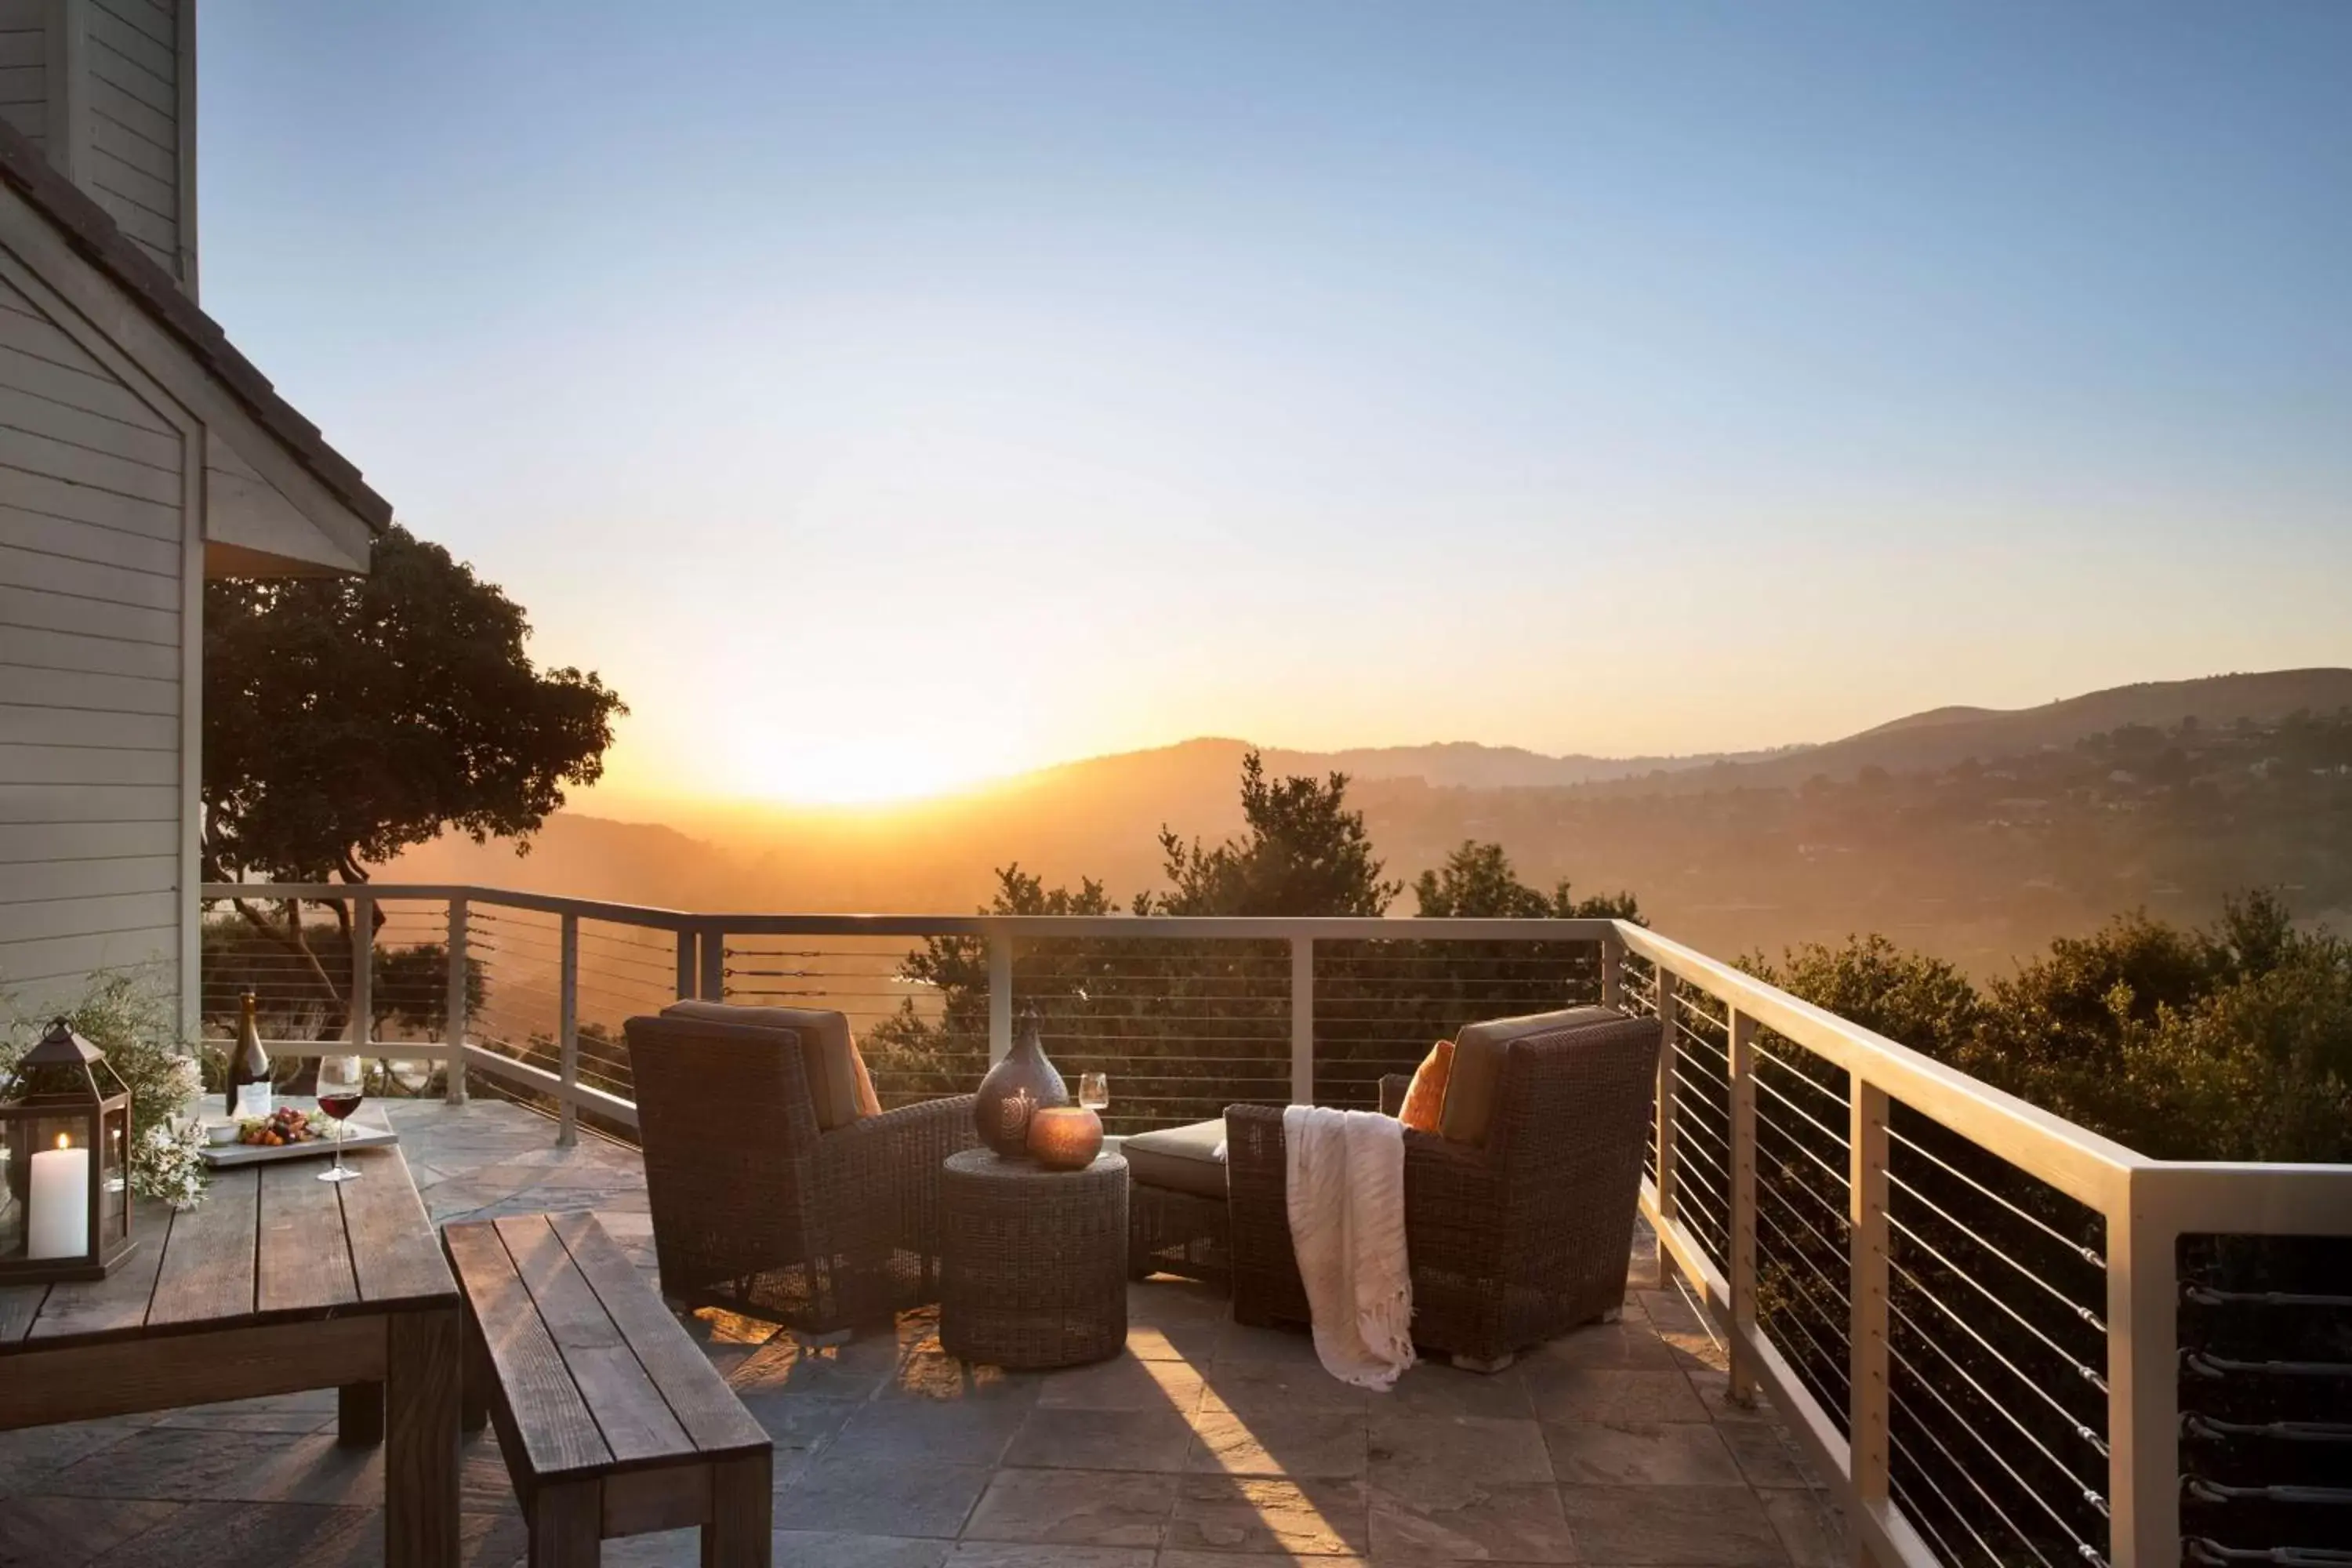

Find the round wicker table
[[939, 1148, 1129, 1370]]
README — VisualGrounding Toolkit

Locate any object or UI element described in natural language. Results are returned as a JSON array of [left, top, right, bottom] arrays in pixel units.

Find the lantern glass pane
[[102, 1102, 131, 1241]]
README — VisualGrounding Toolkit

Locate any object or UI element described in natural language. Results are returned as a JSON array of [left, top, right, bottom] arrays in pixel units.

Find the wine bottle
[[227, 990, 272, 1118]]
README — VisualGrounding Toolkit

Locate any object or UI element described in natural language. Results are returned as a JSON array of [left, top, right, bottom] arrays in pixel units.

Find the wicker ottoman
[[939, 1149, 1129, 1369], [1123, 1118, 1232, 1287]]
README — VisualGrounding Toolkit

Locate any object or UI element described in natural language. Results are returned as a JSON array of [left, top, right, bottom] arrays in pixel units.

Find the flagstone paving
[[0, 1098, 1848, 1567]]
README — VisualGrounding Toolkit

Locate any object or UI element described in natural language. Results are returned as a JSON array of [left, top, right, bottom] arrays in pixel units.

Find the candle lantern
[[1026, 1105, 1105, 1171], [0, 1020, 136, 1283]]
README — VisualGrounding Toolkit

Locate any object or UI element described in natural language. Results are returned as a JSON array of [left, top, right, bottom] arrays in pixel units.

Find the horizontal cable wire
[[1888, 1124, 2106, 1271], [1888, 1213, 2109, 1392], [1893, 1393, 2086, 1568], [1892, 1337, 2111, 1538], [1889, 1279, 2112, 1465], [1891, 1170, 2108, 1332]]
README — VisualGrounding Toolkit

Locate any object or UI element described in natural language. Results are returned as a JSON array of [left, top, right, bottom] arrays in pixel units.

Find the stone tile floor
[[0, 1100, 1849, 1567]]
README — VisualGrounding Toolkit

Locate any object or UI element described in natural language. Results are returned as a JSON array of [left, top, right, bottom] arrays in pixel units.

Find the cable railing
[[195, 883, 2352, 1567]]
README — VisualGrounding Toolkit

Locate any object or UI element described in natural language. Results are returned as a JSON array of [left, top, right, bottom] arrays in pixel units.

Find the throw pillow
[[1397, 1040, 1453, 1132]]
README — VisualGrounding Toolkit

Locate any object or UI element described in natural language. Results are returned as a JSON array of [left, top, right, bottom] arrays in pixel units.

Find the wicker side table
[[939, 1148, 1129, 1370]]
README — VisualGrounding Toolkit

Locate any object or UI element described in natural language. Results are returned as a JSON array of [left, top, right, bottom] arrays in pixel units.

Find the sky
[[200, 2, 2352, 807]]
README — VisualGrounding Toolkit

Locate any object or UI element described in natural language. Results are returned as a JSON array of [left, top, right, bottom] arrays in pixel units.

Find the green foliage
[[3, 970, 206, 1206], [1147, 753, 1399, 916], [203, 524, 626, 884], [1414, 839, 1641, 920], [1746, 891, 2352, 1163]]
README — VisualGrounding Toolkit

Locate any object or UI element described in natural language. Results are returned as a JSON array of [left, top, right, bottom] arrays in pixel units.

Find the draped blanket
[[1282, 1105, 1415, 1389]]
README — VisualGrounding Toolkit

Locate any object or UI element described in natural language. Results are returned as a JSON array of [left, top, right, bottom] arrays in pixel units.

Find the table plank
[[0, 1283, 46, 1343], [25, 1196, 171, 1341], [495, 1213, 690, 1465], [335, 1146, 453, 1306], [549, 1210, 769, 1457], [257, 1158, 358, 1316], [443, 1221, 612, 1479], [146, 1166, 260, 1327]]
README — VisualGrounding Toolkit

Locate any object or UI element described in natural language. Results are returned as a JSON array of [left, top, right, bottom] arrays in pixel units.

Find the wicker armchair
[[1225, 1009, 1657, 1370], [623, 1006, 976, 1334]]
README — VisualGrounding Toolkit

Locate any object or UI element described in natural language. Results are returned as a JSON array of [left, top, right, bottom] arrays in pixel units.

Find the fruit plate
[[198, 1118, 399, 1167]]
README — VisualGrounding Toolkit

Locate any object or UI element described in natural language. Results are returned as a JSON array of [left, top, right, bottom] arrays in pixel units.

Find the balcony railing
[[198, 881, 2352, 1568]]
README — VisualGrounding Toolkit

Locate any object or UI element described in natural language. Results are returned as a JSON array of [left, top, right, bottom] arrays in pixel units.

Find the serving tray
[[198, 1120, 400, 1168]]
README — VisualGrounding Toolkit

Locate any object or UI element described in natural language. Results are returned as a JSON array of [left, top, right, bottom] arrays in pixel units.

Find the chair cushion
[[659, 1001, 880, 1130], [1123, 1118, 1228, 1199], [1439, 1005, 1621, 1146], [1397, 1040, 1453, 1133]]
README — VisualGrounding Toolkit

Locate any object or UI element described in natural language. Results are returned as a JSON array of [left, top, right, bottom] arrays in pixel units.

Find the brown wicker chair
[[623, 1005, 977, 1335], [1225, 1009, 1657, 1370]]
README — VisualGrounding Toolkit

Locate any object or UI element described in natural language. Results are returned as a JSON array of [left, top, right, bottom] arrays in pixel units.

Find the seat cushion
[[1439, 1005, 1621, 1146], [1123, 1117, 1228, 1199], [659, 1000, 881, 1129], [1397, 1040, 1453, 1133]]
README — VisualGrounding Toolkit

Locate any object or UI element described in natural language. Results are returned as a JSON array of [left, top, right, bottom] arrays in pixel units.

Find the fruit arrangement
[[237, 1107, 336, 1147]]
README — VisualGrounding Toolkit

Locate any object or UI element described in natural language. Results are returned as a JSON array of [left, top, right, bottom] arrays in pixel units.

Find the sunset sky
[[201, 2, 2352, 807]]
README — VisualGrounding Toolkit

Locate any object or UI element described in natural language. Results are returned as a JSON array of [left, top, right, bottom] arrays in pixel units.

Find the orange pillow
[[1397, 1040, 1454, 1132]]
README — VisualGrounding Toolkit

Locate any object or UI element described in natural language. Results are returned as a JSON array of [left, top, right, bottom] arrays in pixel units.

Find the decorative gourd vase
[[975, 1005, 1068, 1158]]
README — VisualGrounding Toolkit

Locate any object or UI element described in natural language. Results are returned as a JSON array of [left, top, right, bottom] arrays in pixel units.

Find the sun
[[724, 732, 1006, 807]]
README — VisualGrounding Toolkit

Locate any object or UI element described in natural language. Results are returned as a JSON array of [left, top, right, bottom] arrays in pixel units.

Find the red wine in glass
[[316, 1057, 365, 1183]]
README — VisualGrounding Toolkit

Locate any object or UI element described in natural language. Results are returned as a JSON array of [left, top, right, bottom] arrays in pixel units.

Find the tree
[[1146, 753, 1399, 916], [204, 525, 625, 1040], [1414, 840, 1642, 921]]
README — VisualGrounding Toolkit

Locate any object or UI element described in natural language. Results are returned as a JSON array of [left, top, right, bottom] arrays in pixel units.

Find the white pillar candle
[[28, 1135, 89, 1260]]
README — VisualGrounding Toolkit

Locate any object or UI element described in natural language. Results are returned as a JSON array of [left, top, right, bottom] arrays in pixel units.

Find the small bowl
[[205, 1121, 241, 1146]]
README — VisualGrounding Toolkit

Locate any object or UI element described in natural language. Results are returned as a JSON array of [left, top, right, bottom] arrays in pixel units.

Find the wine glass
[[315, 1056, 365, 1184], [1078, 1073, 1109, 1112]]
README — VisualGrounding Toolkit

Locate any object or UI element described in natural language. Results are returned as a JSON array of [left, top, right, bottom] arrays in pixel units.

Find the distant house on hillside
[[0, 2, 388, 1025]]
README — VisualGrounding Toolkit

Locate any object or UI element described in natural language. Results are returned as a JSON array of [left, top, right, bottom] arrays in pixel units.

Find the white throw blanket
[[1283, 1105, 1414, 1390]]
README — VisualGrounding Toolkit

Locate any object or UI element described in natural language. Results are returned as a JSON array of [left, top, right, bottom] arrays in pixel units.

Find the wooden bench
[[444, 1212, 772, 1567]]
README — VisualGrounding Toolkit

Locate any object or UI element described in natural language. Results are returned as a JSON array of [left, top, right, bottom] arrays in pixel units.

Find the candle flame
[[53, 1133, 69, 1151]]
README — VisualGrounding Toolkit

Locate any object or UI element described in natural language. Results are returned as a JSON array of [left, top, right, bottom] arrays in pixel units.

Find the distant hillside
[[387, 667, 2352, 974], [1588, 669, 2352, 796], [1260, 740, 1790, 790]]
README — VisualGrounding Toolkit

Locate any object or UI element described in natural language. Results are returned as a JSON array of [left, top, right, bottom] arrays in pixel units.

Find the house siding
[[0, 0, 192, 287], [0, 265, 185, 1016]]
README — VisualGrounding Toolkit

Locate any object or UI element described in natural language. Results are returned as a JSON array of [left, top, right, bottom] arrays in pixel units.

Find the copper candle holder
[[1025, 1106, 1103, 1171]]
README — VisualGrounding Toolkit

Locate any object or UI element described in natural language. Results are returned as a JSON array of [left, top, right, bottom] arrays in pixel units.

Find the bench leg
[[529, 1479, 602, 1567], [460, 1310, 491, 1435], [702, 1452, 773, 1568], [338, 1381, 384, 1448]]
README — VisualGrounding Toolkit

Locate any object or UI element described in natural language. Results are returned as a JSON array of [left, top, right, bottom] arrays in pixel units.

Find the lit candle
[[29, 1134, 89, 1260]]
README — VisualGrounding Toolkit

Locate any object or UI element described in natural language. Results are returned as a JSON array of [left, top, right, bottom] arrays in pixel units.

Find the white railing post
[[349, 891, 373, 1054], [988, 932, 1014, 1065], [1599, 931, 1623, 1008], [2107, 1168, 2180, 1568], [699, 924, 724, 1001], [556, 912, 579, 1148], [1849, 1078, 1892, 1558], [1654, 971, 1680, 1222], [443, 896, 469, 1104], [1727, 1007, 1759, 1405], [1290, 937, 1314, 1105], [674, 929, 696, 1002]]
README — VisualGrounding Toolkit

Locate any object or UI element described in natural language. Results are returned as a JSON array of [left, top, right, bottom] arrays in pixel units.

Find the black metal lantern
[[0, 1020, 136, 1282]]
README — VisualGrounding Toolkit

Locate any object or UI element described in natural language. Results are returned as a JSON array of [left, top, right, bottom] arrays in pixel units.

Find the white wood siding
[[82, 0, 179, 276], [0, 0, 41, 151], [0, 0, 194, 289], [0, 266, 183, 1013]]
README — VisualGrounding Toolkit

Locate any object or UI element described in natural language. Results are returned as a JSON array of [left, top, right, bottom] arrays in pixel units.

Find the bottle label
[[235, 1082, 273, 1120]]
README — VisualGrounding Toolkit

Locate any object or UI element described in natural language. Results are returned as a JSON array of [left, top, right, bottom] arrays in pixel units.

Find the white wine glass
[[1078, 1073, 1109, 1112], [315, 1056, 365, 1184]]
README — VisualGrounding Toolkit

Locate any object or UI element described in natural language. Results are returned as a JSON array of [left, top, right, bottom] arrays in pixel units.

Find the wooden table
[[0, 1143, 461, 1566]]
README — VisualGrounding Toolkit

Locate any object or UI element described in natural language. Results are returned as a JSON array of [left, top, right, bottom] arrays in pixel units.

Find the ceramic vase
[[974, 1004, 1068, 1158]]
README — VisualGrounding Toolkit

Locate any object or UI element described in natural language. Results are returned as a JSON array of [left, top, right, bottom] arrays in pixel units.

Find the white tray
[[199, 1120, 399, 1167]]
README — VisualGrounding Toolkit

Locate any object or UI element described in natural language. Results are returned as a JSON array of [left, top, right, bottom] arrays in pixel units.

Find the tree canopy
[[1145, 753, 1399, 916], [203, 525, 626, 884]]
